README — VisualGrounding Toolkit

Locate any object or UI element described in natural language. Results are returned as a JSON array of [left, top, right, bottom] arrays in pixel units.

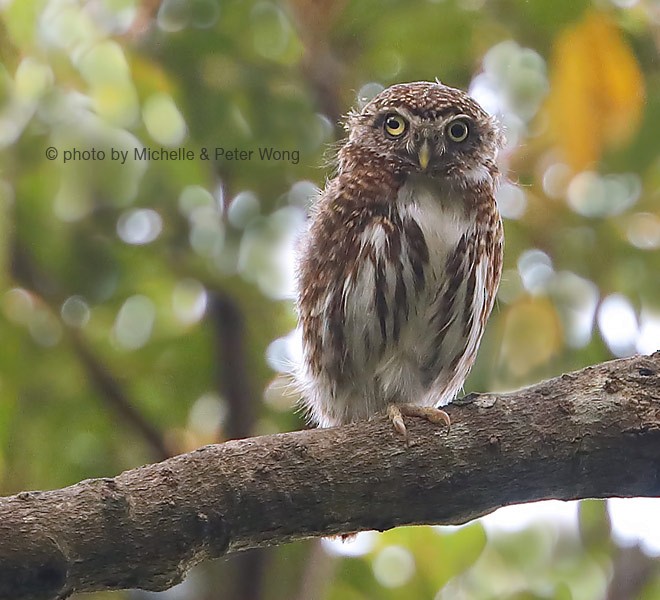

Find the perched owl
[[296, 81, 504, 438]]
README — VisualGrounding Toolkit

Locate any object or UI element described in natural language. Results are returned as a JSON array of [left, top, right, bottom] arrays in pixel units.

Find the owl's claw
[[387, 403, 451, 442], [387, 404, 409, 439]]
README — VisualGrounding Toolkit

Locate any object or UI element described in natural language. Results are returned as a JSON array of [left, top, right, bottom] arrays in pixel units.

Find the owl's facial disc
[[411, 127, 442, 172], [412, 115, 475, 174]]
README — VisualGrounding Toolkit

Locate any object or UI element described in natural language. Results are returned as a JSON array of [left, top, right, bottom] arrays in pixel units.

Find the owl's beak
[[418, 140, 431, 170]]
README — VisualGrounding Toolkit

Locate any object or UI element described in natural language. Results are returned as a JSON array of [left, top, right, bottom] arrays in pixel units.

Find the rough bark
[[1, 352, 659, 600]]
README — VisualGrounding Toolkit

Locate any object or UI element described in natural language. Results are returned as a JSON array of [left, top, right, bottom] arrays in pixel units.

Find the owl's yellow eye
[[384, 114, 407, 138], [446, 118, 469, 142]]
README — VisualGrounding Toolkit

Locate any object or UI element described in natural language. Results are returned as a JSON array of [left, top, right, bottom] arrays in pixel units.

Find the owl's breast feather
[[396, 175, 474, 283], [338, 177, 473, 366]]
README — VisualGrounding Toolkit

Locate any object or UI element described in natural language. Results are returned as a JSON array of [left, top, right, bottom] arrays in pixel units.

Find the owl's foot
[[386, 403, 451, 441]]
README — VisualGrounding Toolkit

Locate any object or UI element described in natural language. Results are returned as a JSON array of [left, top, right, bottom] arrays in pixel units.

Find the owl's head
[[345, 81, 503, 186]]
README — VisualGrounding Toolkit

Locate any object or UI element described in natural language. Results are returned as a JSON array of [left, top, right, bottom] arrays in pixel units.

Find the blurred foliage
[[1, 0, 659, 599], [548, 11, 645, 170]]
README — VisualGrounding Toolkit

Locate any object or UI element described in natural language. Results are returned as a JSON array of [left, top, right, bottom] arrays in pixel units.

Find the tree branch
[[2, 352, 659, 600], [68, 331, 172, 462]]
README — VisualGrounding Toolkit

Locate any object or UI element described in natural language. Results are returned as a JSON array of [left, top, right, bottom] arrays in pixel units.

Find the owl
[[296, 81, 504, 439]]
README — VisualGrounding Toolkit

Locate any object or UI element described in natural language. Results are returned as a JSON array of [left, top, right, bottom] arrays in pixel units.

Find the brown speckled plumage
[[296, 81, 504, 428]]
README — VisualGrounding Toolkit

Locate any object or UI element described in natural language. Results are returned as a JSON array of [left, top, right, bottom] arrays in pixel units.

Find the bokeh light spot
[[54, 177, 91, 222], [356, 82, 384, 109], [3, 288, 35, 325], [143, 93, 187, 146], [77, 40, 131, 86], [597, 294, 638, 357], [227, 191, 260, 229], [626, 213, 660, 250], [322, 531, 377, 557], [288, 180, 319, 210], [496, 182, 526, 219], [29, 308, 62, 347], [157, 0, 190, 32], [610, 498, 660, 555], [113, 295, 156, 350], [251, 2, 299, 62], [172, 279, 207, 325], [372, 545, 416, 588], [550, 272, 599, 348], [190, 217, 225, 258], [61, 295, 91, 328], [188, 392, 226, 437], [117, 208, 163, 245], [178, 185, 216, 218], [637, 311, 660, 355], [567, 171, 641, 218], [238, 206, 305, 299], [15, 57, 53, 101], [265, 329, 301, 373], [518, 249, 554, 294], [542, 162, 572, 199]]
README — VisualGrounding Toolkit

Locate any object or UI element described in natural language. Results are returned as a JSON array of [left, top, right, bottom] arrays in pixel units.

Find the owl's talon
[[419, 407, 451, 430], [387, 403, 451, 441], [387, 404, 408, 440]]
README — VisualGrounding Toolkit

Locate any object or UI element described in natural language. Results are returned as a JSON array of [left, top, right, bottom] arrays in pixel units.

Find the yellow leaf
[[547, 11, 645, 170]]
